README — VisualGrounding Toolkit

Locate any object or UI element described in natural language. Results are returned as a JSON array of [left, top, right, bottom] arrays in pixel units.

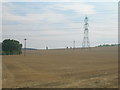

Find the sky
[[2, 1, 118, 49]]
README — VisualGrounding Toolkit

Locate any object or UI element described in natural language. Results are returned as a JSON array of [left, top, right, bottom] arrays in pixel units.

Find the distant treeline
[[97, 44, 120, 47], [22, 48, 37, 50]]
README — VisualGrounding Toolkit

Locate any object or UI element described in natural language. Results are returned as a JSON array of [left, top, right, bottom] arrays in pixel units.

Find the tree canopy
[[2, 39, 22, 55]]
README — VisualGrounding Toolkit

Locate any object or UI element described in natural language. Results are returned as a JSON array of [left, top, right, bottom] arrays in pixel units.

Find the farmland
[[2, 46, 118, 88]]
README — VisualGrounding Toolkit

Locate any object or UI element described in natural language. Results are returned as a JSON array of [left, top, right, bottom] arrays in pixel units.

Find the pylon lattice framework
[[82, 16, 90, 48]]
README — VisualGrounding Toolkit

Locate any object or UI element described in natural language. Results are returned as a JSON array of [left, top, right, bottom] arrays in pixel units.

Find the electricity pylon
[[82, 16, 90, 48]]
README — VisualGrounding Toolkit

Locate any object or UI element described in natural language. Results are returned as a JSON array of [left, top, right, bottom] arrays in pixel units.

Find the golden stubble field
[[2, 46, 118, 88]]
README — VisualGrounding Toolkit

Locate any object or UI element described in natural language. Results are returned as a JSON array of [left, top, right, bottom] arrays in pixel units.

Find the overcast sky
[[2, 1, 118, 49]]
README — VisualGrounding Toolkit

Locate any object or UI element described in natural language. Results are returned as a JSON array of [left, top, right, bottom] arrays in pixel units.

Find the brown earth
[[2, 46, 118, 88]]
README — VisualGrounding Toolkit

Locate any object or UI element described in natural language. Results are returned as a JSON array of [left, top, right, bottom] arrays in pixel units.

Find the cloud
[[3, 13, 69, 25], [54, 3, 95, 15], [2, 0, 119, 2], [3, 2, 96, 25], [2, 2, 118, 48]]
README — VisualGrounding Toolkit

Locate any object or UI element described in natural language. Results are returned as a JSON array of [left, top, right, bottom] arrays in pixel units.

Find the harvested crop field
[[2, 46, 118, 88]]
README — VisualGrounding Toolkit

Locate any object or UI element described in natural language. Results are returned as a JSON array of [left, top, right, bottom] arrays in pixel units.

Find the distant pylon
[[82, 16, 90, 48], [73, 40, 75, 49], [24, 38, 27, 56]]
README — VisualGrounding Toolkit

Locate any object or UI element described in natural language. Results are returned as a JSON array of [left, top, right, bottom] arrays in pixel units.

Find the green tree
[[2, 39, 22, 55]]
